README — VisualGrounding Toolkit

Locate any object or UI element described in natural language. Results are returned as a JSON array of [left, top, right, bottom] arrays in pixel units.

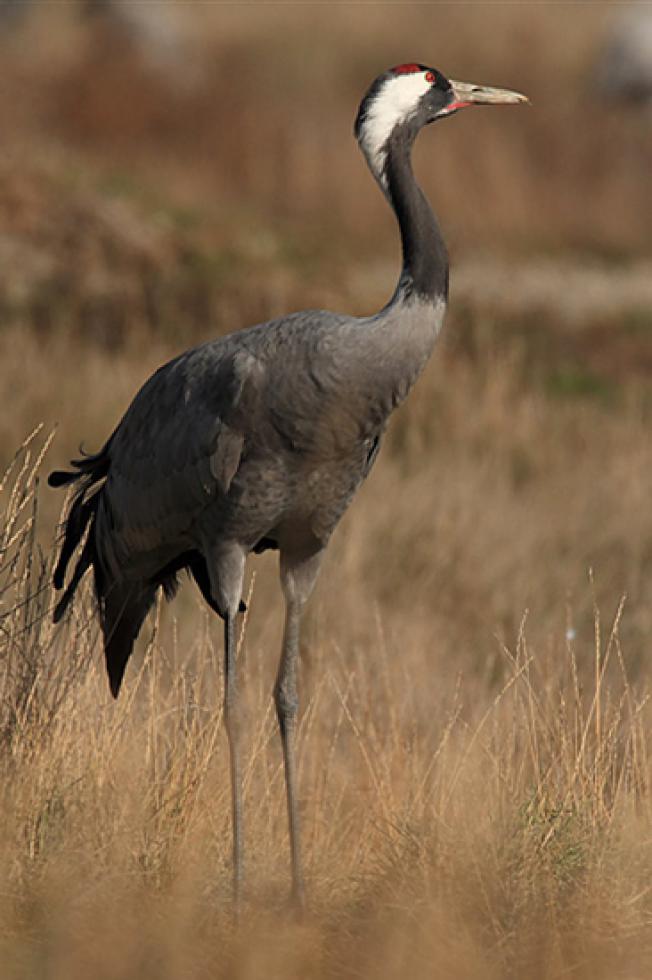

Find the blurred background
[[1, 0, 650, 656], [1, 4, 652, 977]]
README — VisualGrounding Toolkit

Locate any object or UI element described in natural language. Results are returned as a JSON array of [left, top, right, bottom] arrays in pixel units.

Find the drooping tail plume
[[49, 446, 111, 618], [49, 441, 158, 697]]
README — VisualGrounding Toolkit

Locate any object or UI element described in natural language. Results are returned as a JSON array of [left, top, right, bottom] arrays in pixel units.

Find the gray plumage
[[52, 303, 441, 679], [50, 63, 527, 905]]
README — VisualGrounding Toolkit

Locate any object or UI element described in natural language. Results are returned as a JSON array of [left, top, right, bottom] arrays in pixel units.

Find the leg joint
[[274, 681, 298, 726]]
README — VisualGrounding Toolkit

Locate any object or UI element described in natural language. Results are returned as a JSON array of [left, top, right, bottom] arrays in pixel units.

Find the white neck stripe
[[357, 72, 430, 187]]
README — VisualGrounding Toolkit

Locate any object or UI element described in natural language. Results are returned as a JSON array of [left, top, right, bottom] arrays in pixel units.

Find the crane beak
[[445, 79, 530, 114]]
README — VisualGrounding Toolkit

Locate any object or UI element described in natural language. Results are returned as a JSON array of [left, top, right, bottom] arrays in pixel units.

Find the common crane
[[50, 64, 527, 906]]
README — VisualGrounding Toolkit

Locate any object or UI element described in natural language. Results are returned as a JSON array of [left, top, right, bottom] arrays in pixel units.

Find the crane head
[[355, 63, 528, 183]]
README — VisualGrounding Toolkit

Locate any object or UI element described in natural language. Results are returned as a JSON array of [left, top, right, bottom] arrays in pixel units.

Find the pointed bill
[[447, 79, 529, 113]]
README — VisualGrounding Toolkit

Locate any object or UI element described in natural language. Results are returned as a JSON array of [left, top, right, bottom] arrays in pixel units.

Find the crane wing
[[99, 343, 262, 572]]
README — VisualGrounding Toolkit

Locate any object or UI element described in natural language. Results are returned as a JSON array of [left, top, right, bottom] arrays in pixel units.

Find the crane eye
[[425, 71, 435, 83]]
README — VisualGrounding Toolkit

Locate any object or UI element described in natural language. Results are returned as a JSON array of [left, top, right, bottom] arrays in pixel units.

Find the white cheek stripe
[[358, 73, 431, 186]]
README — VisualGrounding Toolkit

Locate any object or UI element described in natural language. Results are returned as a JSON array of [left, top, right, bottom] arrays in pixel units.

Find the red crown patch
[[392, 63, 423, 76]]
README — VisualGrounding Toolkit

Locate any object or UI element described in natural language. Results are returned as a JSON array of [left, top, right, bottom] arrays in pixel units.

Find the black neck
[[384, 126, 449, 303]]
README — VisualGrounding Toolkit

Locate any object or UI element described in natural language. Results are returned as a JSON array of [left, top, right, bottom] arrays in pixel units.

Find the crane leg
[[275, 549, 323, 908], [224, 609, 243, 905], [205, 542, 246, 906], [276, 596, 303, 905]]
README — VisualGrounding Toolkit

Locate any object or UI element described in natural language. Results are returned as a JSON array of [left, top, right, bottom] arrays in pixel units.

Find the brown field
[[1, 4, 652, 978]]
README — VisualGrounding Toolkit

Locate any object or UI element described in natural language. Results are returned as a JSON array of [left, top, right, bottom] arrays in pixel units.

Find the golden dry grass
[[2, 421, 652, 980], [1, 4, 652, 977]]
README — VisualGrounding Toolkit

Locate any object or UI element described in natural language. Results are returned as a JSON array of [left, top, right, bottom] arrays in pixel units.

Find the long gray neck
[[383, 123, 449, 305], [334, 119, 449, 430]]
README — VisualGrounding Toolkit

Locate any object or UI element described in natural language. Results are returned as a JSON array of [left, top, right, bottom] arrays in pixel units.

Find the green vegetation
[[546, 366, 616, 403]]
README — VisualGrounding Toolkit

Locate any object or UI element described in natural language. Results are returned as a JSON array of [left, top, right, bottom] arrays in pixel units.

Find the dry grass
[[2, 426, 652, 980], [1, 4, 652, 976]]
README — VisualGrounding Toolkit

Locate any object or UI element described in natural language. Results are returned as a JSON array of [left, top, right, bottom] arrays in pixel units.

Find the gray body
[[51, 291, 445, 909], [100, 299, 443, 586], [50, 63, 526, 904]]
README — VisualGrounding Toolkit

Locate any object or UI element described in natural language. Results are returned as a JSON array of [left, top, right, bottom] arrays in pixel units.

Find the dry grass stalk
[[1, 433, 651, 979]]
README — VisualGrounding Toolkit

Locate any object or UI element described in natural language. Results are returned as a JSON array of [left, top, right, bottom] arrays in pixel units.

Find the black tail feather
[[52, 492, 98, 590], [50, 439, 245, 697], [101, 581, 157, 698], [48, 445, 111, 490], [48, 469, 81, 489], [50, 440, 160, 697], [53, 531, 95, 623], [49, 444, 110, 615]]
